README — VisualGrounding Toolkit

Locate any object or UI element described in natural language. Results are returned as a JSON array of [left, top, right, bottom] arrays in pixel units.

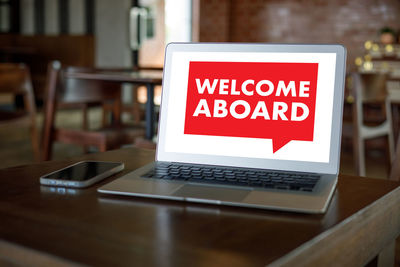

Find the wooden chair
[[387, 82, 400, 143], [389, 132, 400, 181], [0, 63, 40, 161], [41, 61, 145, 161], [351, 72, 395, 176]]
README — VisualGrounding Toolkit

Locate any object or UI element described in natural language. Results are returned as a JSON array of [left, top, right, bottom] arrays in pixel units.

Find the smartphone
[[40, 161, 124, 188]]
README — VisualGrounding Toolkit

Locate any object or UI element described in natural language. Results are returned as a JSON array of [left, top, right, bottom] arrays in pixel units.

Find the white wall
[[70, 0, 85, 35], [95, 0, 131, 67], [20, 0, 35, 35]]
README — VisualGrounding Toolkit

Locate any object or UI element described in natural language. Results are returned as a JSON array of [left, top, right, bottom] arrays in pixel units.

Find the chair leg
[[353, 125, 366, 177], [82, 105, 90, 154], [41, 63, 59, 161], [132, 86, 141, 124], [359, 139, 366, 177], [389, 133, 400, 181], [386, 130, 396, 178], [30, 123, 40, 162], [41, 127, 53, 162], [354, 135, 366, 177], [102, 103, 109, 127], [42, 139, 53, 161], [99, 141, 107, 152], [387, 129, 395, 165], [392, 105, 400, 146], [385, 100, 396, 167]]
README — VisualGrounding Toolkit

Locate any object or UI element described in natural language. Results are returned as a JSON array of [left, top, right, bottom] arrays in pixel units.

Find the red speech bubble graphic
[[184, 61, 318, 153]]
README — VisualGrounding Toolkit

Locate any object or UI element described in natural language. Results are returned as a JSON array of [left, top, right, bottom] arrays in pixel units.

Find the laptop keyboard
[[141, 163, 320, 192]]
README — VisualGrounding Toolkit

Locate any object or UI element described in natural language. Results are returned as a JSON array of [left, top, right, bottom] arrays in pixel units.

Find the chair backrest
[[0, 63, 39, 160], [0, 63, 36, 118], [0, 63, 33, 95], [352, 72, 388, 103], [351, 72, 390, 126], [41, 61, 128, 161]]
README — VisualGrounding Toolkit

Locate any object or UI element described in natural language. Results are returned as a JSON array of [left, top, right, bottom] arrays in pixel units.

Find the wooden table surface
[[66, 70, 163, 84], [0, 147, 399, 266]]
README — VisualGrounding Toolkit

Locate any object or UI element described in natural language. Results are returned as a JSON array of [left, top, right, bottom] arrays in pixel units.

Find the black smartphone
[[40, 161, 124, 188]]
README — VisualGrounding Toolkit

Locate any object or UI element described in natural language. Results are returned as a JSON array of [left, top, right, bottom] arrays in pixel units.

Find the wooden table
[[388, 77, 400, 144], [67, 70, 163, 140], [0, 148, 399, 266]]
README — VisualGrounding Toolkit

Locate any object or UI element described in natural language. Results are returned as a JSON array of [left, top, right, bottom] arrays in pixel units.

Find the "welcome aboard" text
[[192, 78, 311, 121]]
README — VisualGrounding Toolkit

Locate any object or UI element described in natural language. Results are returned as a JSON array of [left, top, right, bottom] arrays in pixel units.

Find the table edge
[[0, 239, 81, 267], [269, 185, 400, 266]]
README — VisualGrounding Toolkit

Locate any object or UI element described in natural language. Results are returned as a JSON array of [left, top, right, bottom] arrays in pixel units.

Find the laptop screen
[[157, 44, 346, 174]]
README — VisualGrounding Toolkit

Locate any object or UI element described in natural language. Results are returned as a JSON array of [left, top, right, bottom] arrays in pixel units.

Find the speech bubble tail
[[272, 139, 290, 153]]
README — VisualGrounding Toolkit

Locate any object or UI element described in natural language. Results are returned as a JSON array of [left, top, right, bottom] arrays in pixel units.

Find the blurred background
[[0, 0, 399, 182]]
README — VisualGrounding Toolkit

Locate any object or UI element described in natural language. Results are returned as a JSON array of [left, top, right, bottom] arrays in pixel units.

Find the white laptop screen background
[[162, 51, 337, 163]]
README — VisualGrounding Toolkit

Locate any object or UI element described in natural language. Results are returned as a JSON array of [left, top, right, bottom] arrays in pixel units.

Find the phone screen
[[43, 162, 122, 181]]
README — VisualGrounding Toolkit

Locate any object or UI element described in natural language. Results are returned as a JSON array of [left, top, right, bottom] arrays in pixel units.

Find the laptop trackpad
[[173, 184, 250, 202]]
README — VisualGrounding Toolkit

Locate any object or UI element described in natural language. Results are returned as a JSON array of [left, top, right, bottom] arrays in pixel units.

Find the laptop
[[98, 43, 346, 214]]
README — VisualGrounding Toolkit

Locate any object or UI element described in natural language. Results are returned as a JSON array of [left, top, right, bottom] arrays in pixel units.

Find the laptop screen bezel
[[156, 43, 346, 175]]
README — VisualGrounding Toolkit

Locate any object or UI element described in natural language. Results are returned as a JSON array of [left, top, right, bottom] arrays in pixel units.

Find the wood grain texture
[[0, 240, 79, 267], [270, 185, 400, 266], [0, 147, 399, 266]]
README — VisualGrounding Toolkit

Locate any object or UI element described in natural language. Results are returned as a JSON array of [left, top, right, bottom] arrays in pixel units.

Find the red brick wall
[[198, 0, 231, 42], [198, 0, 400, 70]]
